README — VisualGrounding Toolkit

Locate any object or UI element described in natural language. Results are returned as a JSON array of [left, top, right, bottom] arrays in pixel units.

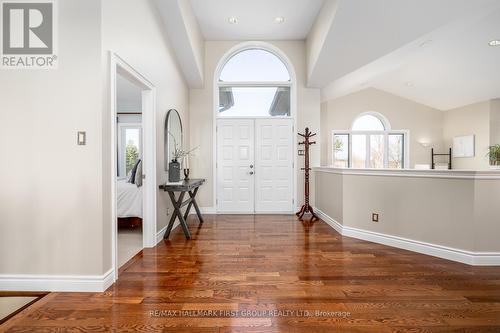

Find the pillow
[[128, 159, 141, 184], [134, 160, 143, 187]]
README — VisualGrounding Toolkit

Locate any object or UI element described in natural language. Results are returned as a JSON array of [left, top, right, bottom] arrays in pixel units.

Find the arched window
[[332, 112, 408, 169], [217, 48, 292, 117], [352, 114, 386, 131]]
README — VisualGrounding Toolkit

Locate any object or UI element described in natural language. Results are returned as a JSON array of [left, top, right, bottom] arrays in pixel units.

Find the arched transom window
[[218, 49, 292, 117], [332, 112, 408, 169]]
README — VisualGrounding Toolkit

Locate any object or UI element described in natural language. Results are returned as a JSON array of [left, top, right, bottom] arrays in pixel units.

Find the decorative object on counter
[[172, 145, 198, 179], [168, 159, 181, 182], [453, 135, 475, 158], [296, 127, 319, 222], [488, 144, 500, 168], [431, 148, 452, 170]]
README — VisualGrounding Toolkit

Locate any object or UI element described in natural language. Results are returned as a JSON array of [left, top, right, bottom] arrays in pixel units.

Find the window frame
[[216, 48, 293, 119], [331, 113, 409, 169], [117, 123, 143, 178]]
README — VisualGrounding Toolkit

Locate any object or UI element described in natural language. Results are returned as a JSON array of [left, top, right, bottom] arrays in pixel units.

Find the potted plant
[[487, 144, 500, 169]]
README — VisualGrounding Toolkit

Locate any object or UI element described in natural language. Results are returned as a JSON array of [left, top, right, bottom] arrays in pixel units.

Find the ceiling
[[372, 7, 500, 110], [317, 0, 500, 110], [189, 0, 324, 40], [117, 74, 142, 113], [157, 0, 500, 111]]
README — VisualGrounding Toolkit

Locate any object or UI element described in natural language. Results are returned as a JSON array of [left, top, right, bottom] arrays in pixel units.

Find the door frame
[[213, 42, 297, 214], [110, 52, 157, 281]]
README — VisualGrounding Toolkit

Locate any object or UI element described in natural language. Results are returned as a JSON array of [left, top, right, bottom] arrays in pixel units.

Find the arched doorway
[[214, 43, 297, 213]]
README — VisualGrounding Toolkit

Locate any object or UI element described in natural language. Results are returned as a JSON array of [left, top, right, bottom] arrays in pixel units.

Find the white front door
[[255, 119, 293, 212], [216, 118, 294, 213], [217, 119, 255, 212]]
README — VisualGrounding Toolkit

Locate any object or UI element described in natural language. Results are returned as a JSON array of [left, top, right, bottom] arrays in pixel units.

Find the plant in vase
[[173, 145, 199, 180], [487, 144, 500, 169]]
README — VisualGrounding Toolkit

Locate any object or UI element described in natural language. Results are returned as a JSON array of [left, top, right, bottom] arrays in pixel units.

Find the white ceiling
[[373, 7, 500, 110], [117, 74, 142, 113], [318, 0, 500, 110], [189, 0, 325, 40]]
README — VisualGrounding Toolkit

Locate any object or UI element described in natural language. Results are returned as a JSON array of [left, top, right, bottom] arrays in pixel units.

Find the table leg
[[164, 191, 192, 239], [189, 187, 204, 223], [164, 207, 177, 239]]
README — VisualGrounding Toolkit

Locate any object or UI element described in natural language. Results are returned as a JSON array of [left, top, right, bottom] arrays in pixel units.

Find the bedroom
[[115, 72, 144, 268]]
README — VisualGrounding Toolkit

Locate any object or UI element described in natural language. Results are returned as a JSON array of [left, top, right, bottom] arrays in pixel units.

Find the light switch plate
[[77, 131, 86, 145]]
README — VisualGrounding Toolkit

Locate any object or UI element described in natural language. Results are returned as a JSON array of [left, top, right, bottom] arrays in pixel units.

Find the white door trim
[[110, 52, 157, 282], [212, 42, 297, 214]]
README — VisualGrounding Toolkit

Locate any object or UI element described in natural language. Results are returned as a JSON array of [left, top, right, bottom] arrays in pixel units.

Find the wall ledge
[[315, 208, 500, 266], [314, 167, 500, 180]]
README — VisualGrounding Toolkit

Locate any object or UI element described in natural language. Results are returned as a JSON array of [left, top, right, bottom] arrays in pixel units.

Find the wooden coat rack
[[296, 127, 319, 221]]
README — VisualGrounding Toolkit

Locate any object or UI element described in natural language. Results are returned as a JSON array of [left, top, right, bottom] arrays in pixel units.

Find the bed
[[117, 178, 143, 227]]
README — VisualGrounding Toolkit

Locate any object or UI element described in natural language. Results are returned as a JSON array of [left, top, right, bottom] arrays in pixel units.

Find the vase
[[168, 159, 181, 182], [183, 168, 190, 180]]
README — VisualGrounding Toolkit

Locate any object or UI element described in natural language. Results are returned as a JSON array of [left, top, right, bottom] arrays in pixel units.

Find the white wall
[[443, 101, 491, 170], [315, 169, 500, 254], [189, 41, 321, 209], [102, 0, 190, 263], [0, 0, 188, 279], [490, 99, 500, 146], [0, 0, 104, 275], [321, 88, 444, 168]]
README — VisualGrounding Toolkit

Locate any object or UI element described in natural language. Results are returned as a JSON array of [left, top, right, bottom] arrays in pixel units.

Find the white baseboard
[[314, 207, 500, 266], [155, 221, 180, 244], [0, 268, 115, 292], [199, 207, 216, 214]]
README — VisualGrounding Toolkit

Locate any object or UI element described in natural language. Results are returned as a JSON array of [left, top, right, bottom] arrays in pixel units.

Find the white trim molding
[[0, 269, 115, 293], [110, 52, 157, 282], [314, 167, 500, 180], [315, 208, 500, 266]]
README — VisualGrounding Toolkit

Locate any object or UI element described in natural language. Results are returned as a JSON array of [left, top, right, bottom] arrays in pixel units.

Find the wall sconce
[[419, 141, 431, 148]]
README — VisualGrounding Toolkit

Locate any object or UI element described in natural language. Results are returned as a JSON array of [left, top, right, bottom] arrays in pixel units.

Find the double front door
[[216, 118, 293, 213]]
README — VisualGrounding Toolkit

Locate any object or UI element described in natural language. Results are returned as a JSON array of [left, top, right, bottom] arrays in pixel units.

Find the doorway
[[110, 53, 157, 280], [216, 118, 294, 213], [115, 72, 143, 268]]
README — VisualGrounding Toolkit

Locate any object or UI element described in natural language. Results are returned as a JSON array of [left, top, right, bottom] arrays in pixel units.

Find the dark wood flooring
[[2, 214, 500, 332]]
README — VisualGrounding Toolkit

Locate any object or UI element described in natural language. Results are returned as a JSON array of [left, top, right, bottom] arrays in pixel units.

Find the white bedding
[[117, 179, 143, 218]]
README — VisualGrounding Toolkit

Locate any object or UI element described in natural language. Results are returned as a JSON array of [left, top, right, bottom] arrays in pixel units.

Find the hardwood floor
[[2, 214, 500, 332]]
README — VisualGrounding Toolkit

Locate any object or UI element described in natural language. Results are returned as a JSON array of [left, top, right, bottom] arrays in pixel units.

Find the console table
[[159, 179, 205, 239]]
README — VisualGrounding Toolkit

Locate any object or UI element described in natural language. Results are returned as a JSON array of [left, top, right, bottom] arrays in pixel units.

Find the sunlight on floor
[[0, 297, 37, 322], [117, 227, 143, 268]]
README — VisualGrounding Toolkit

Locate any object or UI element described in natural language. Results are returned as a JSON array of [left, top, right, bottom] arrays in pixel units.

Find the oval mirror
[[164, 109, 183, 171]]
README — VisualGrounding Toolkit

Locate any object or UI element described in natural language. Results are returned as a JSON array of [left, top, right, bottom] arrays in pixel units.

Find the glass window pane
[[352, 115, 385, 131], [369, 134, 385, 168], [333, 134, 349, 168], [218, 87, 290, 117], [352, 134, 366, 168], [389, 134, 404, 169], [125, 128, 140, 175], [219, 49, 290, 82]]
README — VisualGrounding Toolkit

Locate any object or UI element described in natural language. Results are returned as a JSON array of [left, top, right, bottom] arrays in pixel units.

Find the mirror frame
[[164, 109, 183, 171]]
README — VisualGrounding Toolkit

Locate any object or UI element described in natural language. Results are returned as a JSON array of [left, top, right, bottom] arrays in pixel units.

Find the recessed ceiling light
[[488, 40, 500, 47], [228, 17, 238, 24], [275, 16, 285, 24], [405, 81, 414, 87]]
